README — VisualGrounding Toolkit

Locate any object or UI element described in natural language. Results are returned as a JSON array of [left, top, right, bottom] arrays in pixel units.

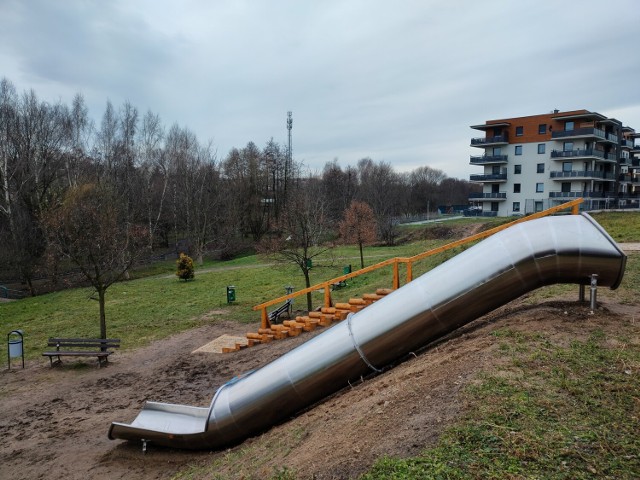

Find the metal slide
[[109, 213, 626, 450]]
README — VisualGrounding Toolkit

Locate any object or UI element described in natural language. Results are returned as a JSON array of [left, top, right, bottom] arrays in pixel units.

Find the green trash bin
[[343, 265, 352, 274], [226, 286, 236, 303], [306, 258, 312, 269]]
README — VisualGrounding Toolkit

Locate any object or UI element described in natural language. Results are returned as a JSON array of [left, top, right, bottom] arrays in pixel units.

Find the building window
[[492, 147, 501, 156], [563, 141, 573, 152], [514, 164, 522, 174], [513, 183, 521, 193], [565, 121, 574, 131], [536, 183, 544, 193], [561, 182, 571, 193], [562, 162, 572, 172], [513, 202, 520, 212], [538, 144, 545, 154], [515, 126, 523, 136], [535, 201, 544, 212], [515, 145, 523, 155], [537, 163, 545, 173], [491, 202, 499, 212], [538, 124, 546, 134]]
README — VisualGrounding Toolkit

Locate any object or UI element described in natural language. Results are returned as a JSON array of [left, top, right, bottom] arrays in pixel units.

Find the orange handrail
[[253, 198, 583, 328]]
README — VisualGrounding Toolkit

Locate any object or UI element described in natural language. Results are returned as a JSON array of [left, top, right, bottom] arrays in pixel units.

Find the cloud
[[1, 0, 639, 181]]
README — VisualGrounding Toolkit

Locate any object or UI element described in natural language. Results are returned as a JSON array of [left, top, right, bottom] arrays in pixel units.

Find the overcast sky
[[1, 0, 639, 179]]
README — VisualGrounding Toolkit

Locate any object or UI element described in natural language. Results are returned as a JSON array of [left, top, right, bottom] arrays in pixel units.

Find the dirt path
[[1, 299, 638, 480]]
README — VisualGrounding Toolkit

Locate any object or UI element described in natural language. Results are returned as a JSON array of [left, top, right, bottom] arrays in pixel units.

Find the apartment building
[[469, 109, 640, 216]]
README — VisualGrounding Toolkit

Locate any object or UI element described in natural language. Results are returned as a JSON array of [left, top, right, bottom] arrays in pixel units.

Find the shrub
[[175, 253, 195, 281]]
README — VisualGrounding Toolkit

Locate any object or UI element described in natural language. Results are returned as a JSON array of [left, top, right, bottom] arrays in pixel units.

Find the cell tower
[[285, 111, 292, 201], [287, 111, 292, 165]]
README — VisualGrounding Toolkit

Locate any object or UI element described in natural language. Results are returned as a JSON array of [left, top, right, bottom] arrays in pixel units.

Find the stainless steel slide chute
[[109, 213, 626, 450]]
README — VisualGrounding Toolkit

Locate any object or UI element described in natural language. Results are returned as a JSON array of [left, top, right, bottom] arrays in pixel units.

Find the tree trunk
[[303, 266, 312, 311], [98, 287, 107, 341], [359, 241, 365, 269]]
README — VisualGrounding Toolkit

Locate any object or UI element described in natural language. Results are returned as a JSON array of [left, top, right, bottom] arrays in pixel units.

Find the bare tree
[[222, 142, 270, 241], [0, 82, 69, 293], [45, 183, 148, 339], [338, 200, 377, 269], [321, 159, 357, 222], [356, 158, 402, 245], [137, 109, 167, 249], [258, 179, 332, 311]]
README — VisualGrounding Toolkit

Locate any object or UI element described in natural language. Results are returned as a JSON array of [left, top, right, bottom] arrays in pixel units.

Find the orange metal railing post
[[393, 260, 400, 290], [324, 282, 332, 308], [261, 308, 270, 330]]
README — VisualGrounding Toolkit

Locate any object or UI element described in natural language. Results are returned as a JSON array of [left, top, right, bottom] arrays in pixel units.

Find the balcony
[[550, 149, 617, 163], [549, 170, 616, 181], [469, 154, 508, 165], [470, 173, 507, 182], [469, 192, 507, 200], [549, 191, 616, 199], [470, 134, 509, 148], [619, 173, 632, 183], [552, 127, 617, 143], [550, 148, 604, 160], [621, 139, 635, 149]]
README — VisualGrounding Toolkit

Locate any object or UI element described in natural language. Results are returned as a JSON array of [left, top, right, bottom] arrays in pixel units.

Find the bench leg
[[49, 355, 62, 367]]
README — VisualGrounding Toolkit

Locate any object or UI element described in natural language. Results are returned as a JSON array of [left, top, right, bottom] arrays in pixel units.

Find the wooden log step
[[334, 303, 352, 310], [308, 311, 323, 319], [261, 334, 274, 343], [335, 310, 349, 320], [247, 339, 261, 347], [362, 293, 383, 301], [258, 328, 274, 334], [246, 332, 263, 340], [349, 298, 367, 305], [282, 320, 302, 328], [376, 288, 394, 295], [287, 326, 302, 337], [222, 347, 237, 353], [235, 343, 248, 350], [321, 307, 337, 314]]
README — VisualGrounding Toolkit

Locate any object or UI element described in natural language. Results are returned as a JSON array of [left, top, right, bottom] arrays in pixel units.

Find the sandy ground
[[1, 296, 639, 480]]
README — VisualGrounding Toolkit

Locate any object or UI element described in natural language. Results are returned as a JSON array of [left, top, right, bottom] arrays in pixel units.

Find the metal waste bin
[[7, 329, 24, 369], [226, 286, 236, 304], [343, 265, 352, 275]]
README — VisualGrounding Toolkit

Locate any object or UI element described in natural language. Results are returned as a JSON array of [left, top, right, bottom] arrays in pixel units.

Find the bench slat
[[46, 342, 119, 348], [47, 339, 120, 348], [48, 337, 120, 343], [43, 351, 111, 357]]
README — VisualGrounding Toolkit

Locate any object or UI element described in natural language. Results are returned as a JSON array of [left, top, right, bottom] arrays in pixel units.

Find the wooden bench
[[42, 338, 120, 367]]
